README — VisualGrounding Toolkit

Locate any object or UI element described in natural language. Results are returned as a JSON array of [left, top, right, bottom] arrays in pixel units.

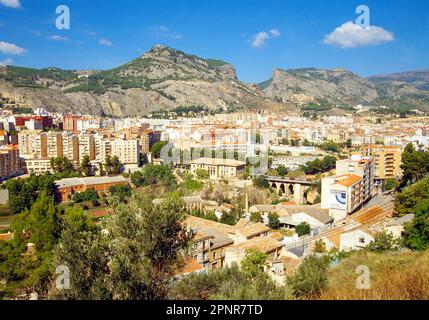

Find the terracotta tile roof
[[234, 236, 282, 254], [235, 222, 270, 239], [335, 174, 362, 187]]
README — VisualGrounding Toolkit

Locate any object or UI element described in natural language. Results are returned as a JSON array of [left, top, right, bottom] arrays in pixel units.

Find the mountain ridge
[[0, 45, 428, 116]]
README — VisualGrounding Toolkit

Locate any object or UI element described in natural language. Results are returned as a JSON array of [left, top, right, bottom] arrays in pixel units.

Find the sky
[[0, 0, 428, 83]]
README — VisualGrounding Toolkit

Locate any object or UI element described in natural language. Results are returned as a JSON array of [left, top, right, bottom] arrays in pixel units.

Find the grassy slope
[[321, 250, 429, 300]]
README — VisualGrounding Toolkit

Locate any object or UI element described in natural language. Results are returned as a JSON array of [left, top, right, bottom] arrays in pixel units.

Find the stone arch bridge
[[265, 176, 315, 205]]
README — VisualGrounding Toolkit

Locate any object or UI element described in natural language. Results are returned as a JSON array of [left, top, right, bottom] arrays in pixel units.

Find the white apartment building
[[321, 155, 375, 222]]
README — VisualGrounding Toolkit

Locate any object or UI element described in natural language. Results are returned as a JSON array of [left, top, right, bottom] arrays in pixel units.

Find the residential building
[[190, 158, 246, 180], [54, 176, 129, 202], [0, 145, 22, 180], [359, 145, 402, 181]]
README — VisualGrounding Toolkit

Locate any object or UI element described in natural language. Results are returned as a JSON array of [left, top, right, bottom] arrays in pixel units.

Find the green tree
[[401, 143, 429, 186], [53, 192, 193, 300], [241, 249, 268, 280], [195, 169, 209, 180], [131, 170, 145, 187], [403, 198, 429, 251], [109, 185, 132, 202], [296, 222, 311, 237], [80, 155, 92, 177], [220, 211, 237, 226], [268, 212, 280, 229], [313, 239, 327, 254], [251, 212, 263, 223], [253, 176, 269, 189], [382, 178, 398, 192], [151, 141, 168, 159], [277, 165, 288, 177], [287, 255, 330, 299], [367, 231, 401, 253]]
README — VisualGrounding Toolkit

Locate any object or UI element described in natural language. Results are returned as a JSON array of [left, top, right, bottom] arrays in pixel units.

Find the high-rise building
[[359, 145, 402, 181]]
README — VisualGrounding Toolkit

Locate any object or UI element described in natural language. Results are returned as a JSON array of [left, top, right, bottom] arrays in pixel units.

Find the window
[[359, 237, 365, 244]]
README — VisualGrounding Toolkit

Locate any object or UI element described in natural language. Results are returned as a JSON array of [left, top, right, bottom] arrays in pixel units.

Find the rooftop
[[190, 157, 246, 167], [55, 176, 128, 188]]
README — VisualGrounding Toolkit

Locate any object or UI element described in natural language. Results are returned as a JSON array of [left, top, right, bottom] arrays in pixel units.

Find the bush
[[72, 189, 98, 203], [287, 255, 330, 299], [296, 222, 311, 237]]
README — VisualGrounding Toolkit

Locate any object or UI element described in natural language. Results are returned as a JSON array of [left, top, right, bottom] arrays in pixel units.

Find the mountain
[[259, 68, 429, 111], [0, 45, 277, 116], [368, 70, 429, 91], [1, 46, 428, 116]]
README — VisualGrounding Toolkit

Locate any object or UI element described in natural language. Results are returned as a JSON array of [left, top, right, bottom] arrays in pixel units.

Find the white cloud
[[251, 32, 269, 48], [251, 29, 281, 48], [148, 25, 184, 40], [99, 38, 113, 47], [0, 58, 13, 66], [0, 41, 26, 55], [324, 21, 394, 48], [0, 0, 21, 8], [270, 29, 281, 37], [49, 35, 69, 42], [86, 30, 97, 36]]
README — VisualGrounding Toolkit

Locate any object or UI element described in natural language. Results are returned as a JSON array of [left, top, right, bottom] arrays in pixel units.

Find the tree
[[79, 155, 92, 177], [345, 139, 352, 149], [130, 170, 144, 187], [382, 178, 398, 192], [400, 143, 429, 186], [367, 231, 401, 253], [50, 157, 75, 175], [98, 162, 105, 176], [195, 169, 209, 180], [241, 249, 268, 280], [313, 239, 327, 254], [277, 165, 288, 177], [220, 211, 237, 226], [151, 141, 168, 159], [140, 164, 177, 187], [53, 192, 193, 300], [109, 185, 132, 202], [296, 222, 311, 237], [403, 198, 429, 251], [268, 212, 280, 229], [250, 212, 263, 223], [287, 255, 330, 299], [252, 176, 269, 189], [72, 189, 98, 203]]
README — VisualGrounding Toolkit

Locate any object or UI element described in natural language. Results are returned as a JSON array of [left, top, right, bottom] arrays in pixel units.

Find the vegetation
[[400, 143, 429, 187], [3, 173, 57, 215], [72, 189, 98, 204], [253, 176, 270, 189], [250, 212, 263, 223], [104, 155, 123, 176], [52, 192, 192, 300], [287, 255, 330, 299], [268, 213, 280, 229], [296, 222, 311, 237], [109, 185, 132, 202], [382, 178, 398, 192], [151, 141, 169, 159], [367, 231, 401, 253], [301, 155, 337, 175], [170, 250, 290, 300], [140, 164, 177, 188]]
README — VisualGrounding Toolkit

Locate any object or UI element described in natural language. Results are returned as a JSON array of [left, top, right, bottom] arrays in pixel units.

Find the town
[[0, 101, 428, 299]]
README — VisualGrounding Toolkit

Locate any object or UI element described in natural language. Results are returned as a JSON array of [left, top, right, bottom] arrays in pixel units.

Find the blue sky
[[0, 0, 428, 83]]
